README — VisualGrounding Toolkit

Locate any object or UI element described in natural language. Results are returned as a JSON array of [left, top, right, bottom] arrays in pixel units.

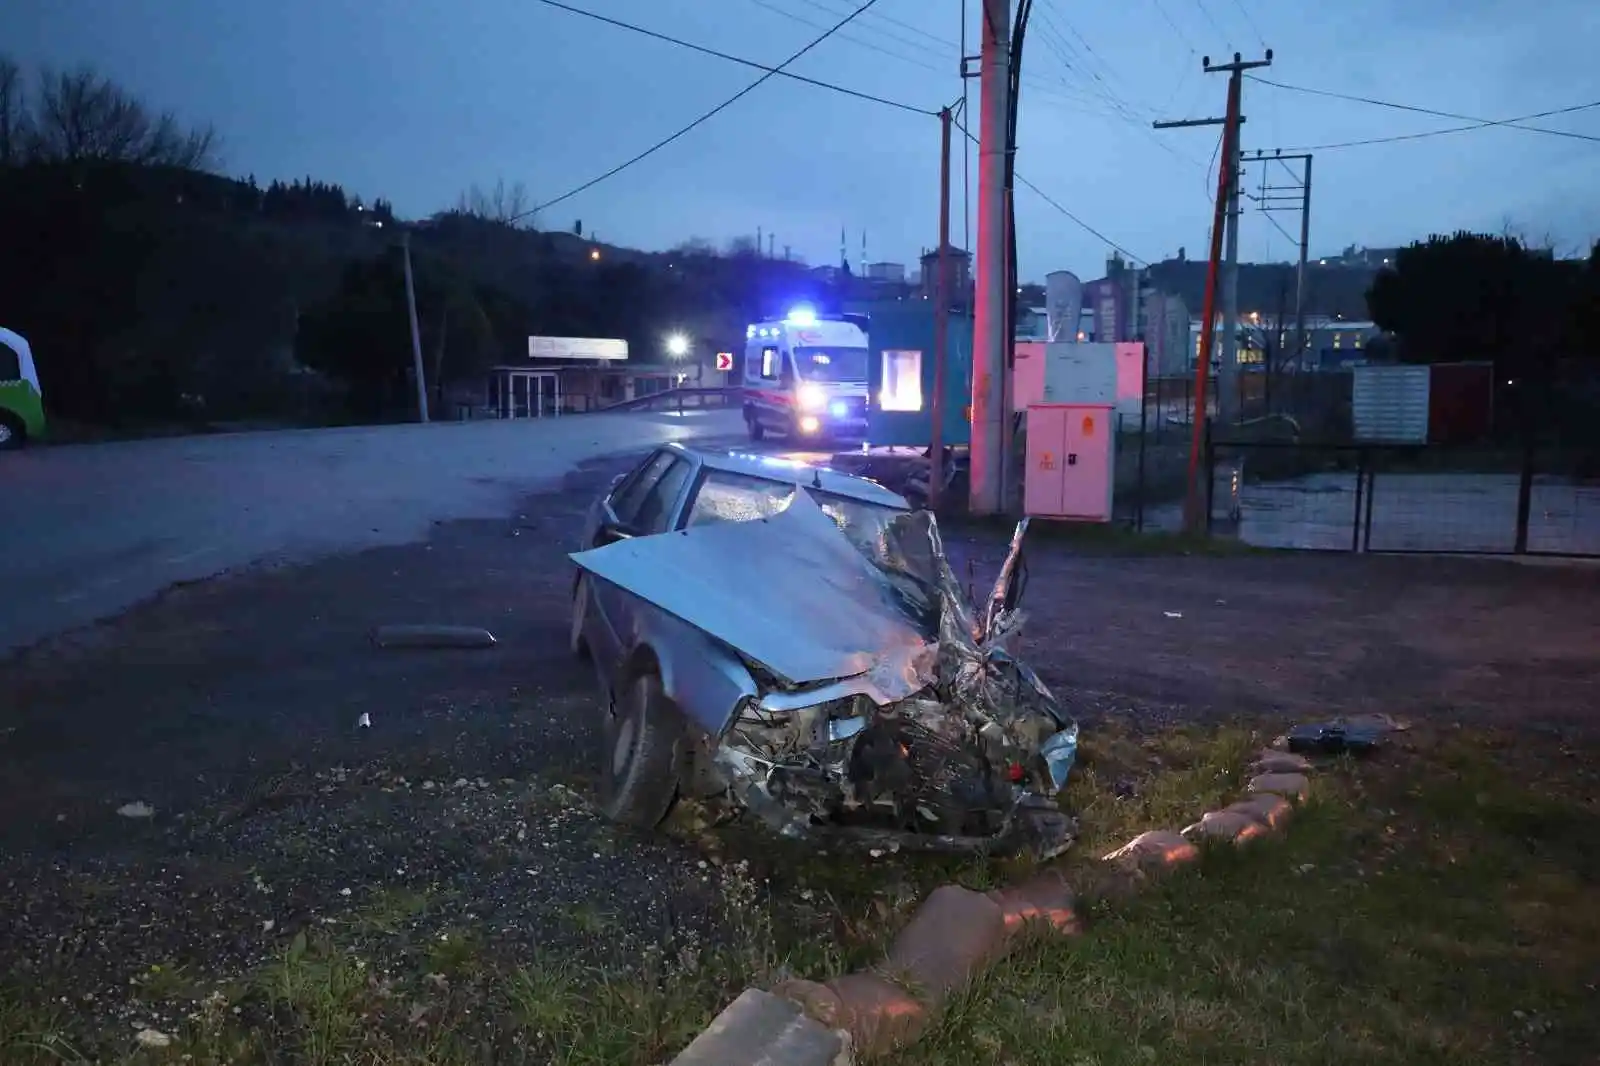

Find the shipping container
[[1427, 361, 1494, 444]]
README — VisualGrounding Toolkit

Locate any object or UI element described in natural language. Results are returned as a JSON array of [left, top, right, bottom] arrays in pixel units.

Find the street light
[[665, 333, 690, 358]]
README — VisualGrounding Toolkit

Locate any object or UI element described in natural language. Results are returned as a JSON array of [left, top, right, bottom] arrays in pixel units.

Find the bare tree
[[455, 178, 533, 227], [0, 54, 27, 165], [27, 65, 219, 169]]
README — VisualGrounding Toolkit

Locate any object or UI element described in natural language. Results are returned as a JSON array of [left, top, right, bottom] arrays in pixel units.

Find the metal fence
[[1110, 363, 1599, 559], [1196, 439, 1600, 558]]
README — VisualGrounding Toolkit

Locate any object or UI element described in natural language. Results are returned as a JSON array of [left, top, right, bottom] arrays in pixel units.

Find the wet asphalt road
[[0, 409, 743, 655]]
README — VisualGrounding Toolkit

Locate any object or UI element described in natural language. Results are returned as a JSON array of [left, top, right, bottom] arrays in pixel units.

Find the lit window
[[1354, 335, 1363, 349], [880, 349, 923, 411], [1332, 333, 1342, 349]]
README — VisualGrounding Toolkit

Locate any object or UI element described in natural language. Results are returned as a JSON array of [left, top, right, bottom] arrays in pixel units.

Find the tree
[[1368, 233, 1538, 367], [25, 64, 219, 169], [455, 178, 533, 227], [0, 55, 25, 166], [296, 248, 510, 418]]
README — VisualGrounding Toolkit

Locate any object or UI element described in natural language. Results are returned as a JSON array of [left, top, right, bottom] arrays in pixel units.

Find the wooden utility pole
[[1173, 64, 1242, 534], [1155, 50, 1272, 424], [930, 106, 953, 510]]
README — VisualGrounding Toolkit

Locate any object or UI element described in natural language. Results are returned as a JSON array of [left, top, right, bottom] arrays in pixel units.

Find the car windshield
[[687, 469, 903, 552], [796, 346, 868, 384]]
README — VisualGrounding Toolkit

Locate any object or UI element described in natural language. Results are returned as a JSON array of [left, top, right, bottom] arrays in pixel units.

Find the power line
[[787, 0, 956, 53], [740, 0, 1099, 115], [1148, 0, 1199, 54], [1187, 0, 1229, 43], [1226, 0, 1267, 50], [1282, 100, 1600, 151], [954, 117, 1146, 264], [1249, 76, 1600, 145], [524, 0, 898, 217], [530, 0, 932, 116]]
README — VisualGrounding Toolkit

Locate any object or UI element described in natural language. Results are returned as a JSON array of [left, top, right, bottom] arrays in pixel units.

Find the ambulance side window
[[759, 346, 779, 381]]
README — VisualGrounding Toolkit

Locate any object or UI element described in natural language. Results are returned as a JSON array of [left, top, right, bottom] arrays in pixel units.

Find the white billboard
[[527, 336, 629, 361]]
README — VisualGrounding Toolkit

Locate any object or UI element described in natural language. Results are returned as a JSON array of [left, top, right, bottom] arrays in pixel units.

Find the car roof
[[662, 443, 909, 509]]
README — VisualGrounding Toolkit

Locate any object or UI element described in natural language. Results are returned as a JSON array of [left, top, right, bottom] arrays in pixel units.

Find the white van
[[741, 310, 869, 442]]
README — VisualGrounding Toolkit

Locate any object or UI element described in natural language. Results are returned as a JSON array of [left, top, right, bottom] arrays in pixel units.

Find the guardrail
[[599, 387, 741, 414]]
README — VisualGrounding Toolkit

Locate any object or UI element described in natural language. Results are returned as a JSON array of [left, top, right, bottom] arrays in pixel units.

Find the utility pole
[[1164, 65, 1242, 533], [1243, 149, 1312, 371], [768, 233, 776, 260], [930, 106, 953, 511], [969, 0, 1012, 516], [401, 229, 429, 423], [1155, 50, 1271, 424]]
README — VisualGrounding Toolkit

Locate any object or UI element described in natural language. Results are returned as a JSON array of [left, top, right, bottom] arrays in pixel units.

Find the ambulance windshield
[[796, 346, 868, 384]]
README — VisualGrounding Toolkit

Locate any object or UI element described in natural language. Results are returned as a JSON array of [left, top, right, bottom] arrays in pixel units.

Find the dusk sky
[[5, 0, 1597, 280]]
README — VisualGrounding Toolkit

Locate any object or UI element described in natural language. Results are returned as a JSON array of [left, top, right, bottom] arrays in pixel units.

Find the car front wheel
[[599, 668, 686, 830]]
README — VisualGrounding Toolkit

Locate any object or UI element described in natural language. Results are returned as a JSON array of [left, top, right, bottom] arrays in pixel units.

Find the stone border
[[668, 749, 1317, 1065]]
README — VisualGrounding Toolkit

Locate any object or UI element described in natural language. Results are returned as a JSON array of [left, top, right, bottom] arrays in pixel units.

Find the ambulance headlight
[[797, 383, 827, 411]]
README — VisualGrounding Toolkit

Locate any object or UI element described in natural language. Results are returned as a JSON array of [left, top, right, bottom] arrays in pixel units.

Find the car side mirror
[[596, 521, 635, 545]]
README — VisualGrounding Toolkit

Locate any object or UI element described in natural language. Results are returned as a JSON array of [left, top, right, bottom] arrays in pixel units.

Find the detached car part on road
[[569, 445, 1078, 858]]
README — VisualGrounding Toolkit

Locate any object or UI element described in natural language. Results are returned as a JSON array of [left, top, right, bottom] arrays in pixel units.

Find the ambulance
[[0, 327, 44, 451], [741, 308, 869, 442]]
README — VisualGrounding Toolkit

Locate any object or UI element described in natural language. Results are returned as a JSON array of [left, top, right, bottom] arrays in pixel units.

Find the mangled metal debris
[[570, 489, 1078, 860]]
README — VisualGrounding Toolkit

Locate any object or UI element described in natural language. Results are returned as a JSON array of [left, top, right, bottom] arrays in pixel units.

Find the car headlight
[[797, 383, 827, 411]]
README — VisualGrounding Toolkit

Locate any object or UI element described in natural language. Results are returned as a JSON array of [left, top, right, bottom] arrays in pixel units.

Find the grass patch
[[893, 726, 1600, 1066], [3, 725, 1592, 1064]]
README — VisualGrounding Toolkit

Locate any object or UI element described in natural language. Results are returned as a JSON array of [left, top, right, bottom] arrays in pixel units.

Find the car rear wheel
[[599, 668, 686, 829]]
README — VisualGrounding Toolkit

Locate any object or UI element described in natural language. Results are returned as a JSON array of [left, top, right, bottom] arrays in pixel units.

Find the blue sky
[[4, 0, 1597, 280]]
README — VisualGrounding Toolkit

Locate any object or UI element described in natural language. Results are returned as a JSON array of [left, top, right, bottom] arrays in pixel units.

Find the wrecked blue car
[[569, 444, 1078, 858]]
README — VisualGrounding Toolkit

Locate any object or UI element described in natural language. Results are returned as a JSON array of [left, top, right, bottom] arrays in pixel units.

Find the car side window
[[632, 457, 694, 534], [609, 451, 675, 527], [0, 342, 18, 382]]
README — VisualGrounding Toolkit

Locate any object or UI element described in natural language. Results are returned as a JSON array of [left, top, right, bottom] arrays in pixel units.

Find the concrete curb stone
[[1183, 810, 1272, 845], [1247, 772, 1311, 803], [669, 988, 852, 1066], [669, 747, 1322, 1064]]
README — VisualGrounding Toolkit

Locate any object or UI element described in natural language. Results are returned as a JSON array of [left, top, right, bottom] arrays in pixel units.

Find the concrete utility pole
[[1155, 50, 1271, 424], [1243, 149, 1313, 371], [969, 0, 1012, 516], [930, 106, 953, 511], [401, 229, 429, 423]]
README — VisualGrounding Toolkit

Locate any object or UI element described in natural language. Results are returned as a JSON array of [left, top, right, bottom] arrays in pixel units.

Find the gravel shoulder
[[1, 462, 1596, 1058]]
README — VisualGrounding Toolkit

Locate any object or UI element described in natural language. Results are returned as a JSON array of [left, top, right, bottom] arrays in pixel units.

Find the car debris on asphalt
[[571, 482, 1079, 861], [371, 624, 498, 650]]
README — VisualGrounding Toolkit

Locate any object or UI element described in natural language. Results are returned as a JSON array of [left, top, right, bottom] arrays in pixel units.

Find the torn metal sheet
[[575, 489, 1078, 859]]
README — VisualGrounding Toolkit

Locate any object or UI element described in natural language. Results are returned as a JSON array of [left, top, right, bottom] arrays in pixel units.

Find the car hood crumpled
[[569, 489, 935, 702]]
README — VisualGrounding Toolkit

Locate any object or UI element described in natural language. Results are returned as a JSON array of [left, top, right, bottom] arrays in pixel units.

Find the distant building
[[1316, 244, 1402, 269], [1141, 291, 1190, 377], [865, 261, 906, 283], [918, 244, 972, 308], [1186, 314, 1385, 371], [1016, 305, 1049, 341]]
